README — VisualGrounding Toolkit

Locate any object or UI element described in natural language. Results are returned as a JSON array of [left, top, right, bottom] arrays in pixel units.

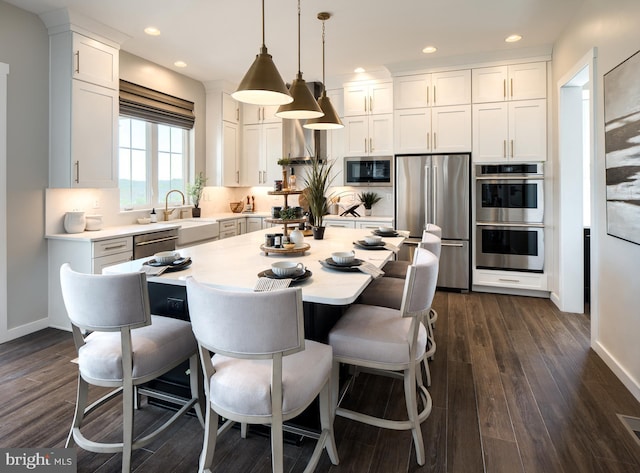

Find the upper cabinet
[[243, 122, 282, 186], [472, 62, 546, 103], [49, 31, 119, 188], [222, 92, 240, 124], [242, 104, 280, 124], [394, 105, 471, 154], [206, 88, 243, 186], [394, 70, 471, 109], [343, 81, 393, 116]]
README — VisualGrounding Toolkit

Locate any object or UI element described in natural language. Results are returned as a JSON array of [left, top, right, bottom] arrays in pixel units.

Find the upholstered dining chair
[[382, 228, 442, 279], [186, 278, 339, 473], [328, 247, 438, 465], [59, 263, 203, 473]]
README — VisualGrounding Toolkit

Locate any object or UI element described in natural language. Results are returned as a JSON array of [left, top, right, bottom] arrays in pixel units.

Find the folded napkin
[[254, 277, 292, 292], [383, 242, 400, 252], [357, 261, 385, 278], [140, 265, 168, 277]]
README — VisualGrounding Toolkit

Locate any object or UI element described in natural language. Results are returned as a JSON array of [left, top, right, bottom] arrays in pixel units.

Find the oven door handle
[[135, 235, 179, 246], [475, 176, 543, 180], [476, 222, 544, 228]]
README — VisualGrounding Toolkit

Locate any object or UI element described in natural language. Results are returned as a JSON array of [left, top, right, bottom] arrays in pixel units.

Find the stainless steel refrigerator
[[395, 154, 470, 290]]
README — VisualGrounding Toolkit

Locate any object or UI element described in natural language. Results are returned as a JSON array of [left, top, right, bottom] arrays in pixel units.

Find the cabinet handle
[[74, 160, 80, 183], [363, 97, 367, 113], [427, 132, 430, 149], [369, 96, 373, 112], [511, 140, 514, 158], [236, 170, 240, 184], [433, 85, 436, 105], [364, 138, 367, 153], [74, 51, 80, 74], [510, 78, 514, 98], [503, 140, 507, 158], [104, 243, 128, 250], [369, 137, 373, 152], [503, 79, 506, 99], [426, 87, 430, 106], [236, 108, 239, 121], [433, 132, 437, 150], [498, 278, 520, 283]]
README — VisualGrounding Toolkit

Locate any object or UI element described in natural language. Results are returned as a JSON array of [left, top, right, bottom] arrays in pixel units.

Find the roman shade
[[119, 80, 195, 129]]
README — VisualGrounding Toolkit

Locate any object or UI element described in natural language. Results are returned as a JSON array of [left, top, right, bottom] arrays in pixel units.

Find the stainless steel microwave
[[344, 156, 393, 186]]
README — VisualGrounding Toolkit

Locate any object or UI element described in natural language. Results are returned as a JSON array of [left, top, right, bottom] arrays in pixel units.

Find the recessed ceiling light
[[354, 67, 365, 73], [505, 34, 522, 43], [144, 27, 161, 36], [174, 61, 187, 68], [422, 46, 437, 54]]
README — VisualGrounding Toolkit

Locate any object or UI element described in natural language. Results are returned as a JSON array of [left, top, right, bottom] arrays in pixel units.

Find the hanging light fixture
[[304, 12, 343, 130], [275, 0, 324, 119], [232, 0, 293, 106]]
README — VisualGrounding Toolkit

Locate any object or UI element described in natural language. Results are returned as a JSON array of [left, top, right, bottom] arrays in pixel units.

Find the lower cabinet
[[473, 268, 548, 291], [219, 220, 239, 239]]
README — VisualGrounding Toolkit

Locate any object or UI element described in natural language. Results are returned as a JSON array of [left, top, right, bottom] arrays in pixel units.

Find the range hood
[[282, 81, 327, 164]]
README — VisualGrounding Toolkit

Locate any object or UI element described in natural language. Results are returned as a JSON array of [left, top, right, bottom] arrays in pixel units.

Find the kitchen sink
[[169, 219, 220, 247]]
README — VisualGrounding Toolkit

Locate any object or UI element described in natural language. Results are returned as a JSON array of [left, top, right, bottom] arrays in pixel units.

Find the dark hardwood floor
[[2, 292, 640, 472]]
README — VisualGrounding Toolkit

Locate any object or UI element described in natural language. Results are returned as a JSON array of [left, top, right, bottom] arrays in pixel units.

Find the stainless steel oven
[[476, 223, 544, 272], [475, 163, 544, 223]]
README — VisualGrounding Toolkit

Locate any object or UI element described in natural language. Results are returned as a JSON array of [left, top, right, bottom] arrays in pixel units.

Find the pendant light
[[304, 12, 344, 130], [232, 0, 293, 106], [275, 0, 324, 119]]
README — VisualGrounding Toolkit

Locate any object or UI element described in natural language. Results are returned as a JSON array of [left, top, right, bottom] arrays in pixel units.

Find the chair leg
[[240, 423, 248, 439], [189, 355, 205, 428], [271, 417, 284, 473], [404, 366, 425, 466], [199, 405, 218, 473], [66, 374, 88, 448], [319, 381, 339, 465], [330, 361, 340, 420], [121, 382, 135, 473]]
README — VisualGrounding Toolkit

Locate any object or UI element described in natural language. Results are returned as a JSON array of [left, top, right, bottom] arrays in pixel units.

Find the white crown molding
[[39, 8, 130, 48]]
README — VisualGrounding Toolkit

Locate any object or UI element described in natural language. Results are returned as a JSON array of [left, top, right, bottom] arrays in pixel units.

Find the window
[[118, 117, 189, 209]]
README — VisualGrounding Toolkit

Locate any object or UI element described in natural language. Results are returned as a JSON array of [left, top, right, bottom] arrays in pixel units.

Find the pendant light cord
[[321, 16, 326, 94], [261, 0, 266, 48], [297, 0, 301, 75]]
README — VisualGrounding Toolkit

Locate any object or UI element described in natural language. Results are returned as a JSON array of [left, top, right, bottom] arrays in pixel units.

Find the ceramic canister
[[85, 214, 103, 231], [64, 211, 86, 233]]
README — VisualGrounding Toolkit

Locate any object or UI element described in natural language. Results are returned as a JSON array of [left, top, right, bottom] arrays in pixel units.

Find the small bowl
[[137, 217, 151, 225], [230, 202, 244, 213], [154, 251, 179, 265], [283, 242, 296, 250], [271, 261, 304, 277], [378, 226, 394, 233], [331, 251, 355, 265], [364, 235, 382, 245]]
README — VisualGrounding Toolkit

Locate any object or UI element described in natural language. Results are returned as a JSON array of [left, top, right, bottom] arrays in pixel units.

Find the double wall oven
[[475, 163, 544, 272]]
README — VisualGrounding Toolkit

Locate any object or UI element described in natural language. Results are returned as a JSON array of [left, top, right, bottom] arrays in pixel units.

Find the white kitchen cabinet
[[49, 30, 119, 188], [72, 33, 118, 89], [222, 92, 240, 124], [323, 219, 354, 229], [219, 219, 239, 239], [242, 103, 280, 124], [243, 122, 282, 186], [246, 217, 263, 233], [394, 105, 471, 154], [473, 268, 548, 291], [394, 70, 471, 109], [222, 121, 242, 186], [343, 81, 393, 116], [472, 99, 546, 162], [343, 114, 393, 157], [472, 62, 546, 103]]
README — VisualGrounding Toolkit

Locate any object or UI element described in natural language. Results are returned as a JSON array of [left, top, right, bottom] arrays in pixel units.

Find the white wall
[[0, 1, 49, 339], [552, 0, 640, 400]]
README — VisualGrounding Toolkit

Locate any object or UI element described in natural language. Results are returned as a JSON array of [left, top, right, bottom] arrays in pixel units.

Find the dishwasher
[[133, 228, 179, 259]]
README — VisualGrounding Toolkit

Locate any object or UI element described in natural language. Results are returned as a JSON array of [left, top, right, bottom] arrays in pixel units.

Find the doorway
[[556, 49, 597, 320]]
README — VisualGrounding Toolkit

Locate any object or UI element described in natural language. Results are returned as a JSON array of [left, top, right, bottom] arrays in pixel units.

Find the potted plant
[[187, 172, 207, 217], [358, 191, 382, 216], [304, 157, 336, 239]]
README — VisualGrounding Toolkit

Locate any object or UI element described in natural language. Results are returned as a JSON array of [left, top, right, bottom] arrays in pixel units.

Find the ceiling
[[8, 0, 583, 86]]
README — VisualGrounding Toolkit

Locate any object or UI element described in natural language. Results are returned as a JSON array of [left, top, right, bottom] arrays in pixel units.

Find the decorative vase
[[364, 208, 372, 216], [289, 228, 305, 246], [64, 211, 86, 233], [312, 226, 326, 240], [192, 207, 201, 218]]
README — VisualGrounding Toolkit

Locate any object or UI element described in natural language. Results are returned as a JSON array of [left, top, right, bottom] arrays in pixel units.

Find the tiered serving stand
[[260, 190, 310, 256]]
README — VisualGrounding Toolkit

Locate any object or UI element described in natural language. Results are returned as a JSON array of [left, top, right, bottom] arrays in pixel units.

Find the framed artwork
[[604, 49, 640, 245]]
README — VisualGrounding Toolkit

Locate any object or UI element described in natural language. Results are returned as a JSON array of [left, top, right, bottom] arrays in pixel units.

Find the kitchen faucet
[[164, 189, 185, 221]]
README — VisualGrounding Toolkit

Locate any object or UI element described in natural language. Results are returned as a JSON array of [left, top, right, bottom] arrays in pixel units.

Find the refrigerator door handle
[[424, 164, 431, 225], [432, 164, 438, 225]]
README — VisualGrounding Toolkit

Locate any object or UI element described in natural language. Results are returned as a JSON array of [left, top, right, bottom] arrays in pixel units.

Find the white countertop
[[104, 227, 405, 306]]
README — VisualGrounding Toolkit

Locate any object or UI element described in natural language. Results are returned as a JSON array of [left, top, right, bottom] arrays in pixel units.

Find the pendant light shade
[[304, 12, 343, 130], [276, 0, 323, 119], [232, 0, 293, 106]]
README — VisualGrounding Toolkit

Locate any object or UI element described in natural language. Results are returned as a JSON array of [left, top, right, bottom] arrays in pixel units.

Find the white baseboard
[[550, 291, 560, 308], [2, 317, 50, 343], [593, 340, 640, 403]]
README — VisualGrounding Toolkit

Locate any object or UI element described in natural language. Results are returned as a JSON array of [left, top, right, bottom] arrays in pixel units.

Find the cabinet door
[[72, 33, 118, 89], [509, 99, 546, 162], [369, 114, 394, 156], [263, 122, 283, 184], [262, 105, 281, 123], [222, 92, 239, 123], [246, 217, 262, 233], [508, 62, 547, 100], [343, 84, 369, 116], [92, 252, 132, 274], [432, 105, 471, 153], [223, 122, 241, 186], [394, 108, 431, 153], [71, 80, 118, 187], [369, 82, 393, 114], [472, 66, 508, 103], [326, 88, 344, 117], [343, 116, 368, 156], [394, 75, 430, 109], [472, 102, 508, 162], [243, 124, 262, 186], [432, 70, 471, 106], [242, 103, 263, 124]]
